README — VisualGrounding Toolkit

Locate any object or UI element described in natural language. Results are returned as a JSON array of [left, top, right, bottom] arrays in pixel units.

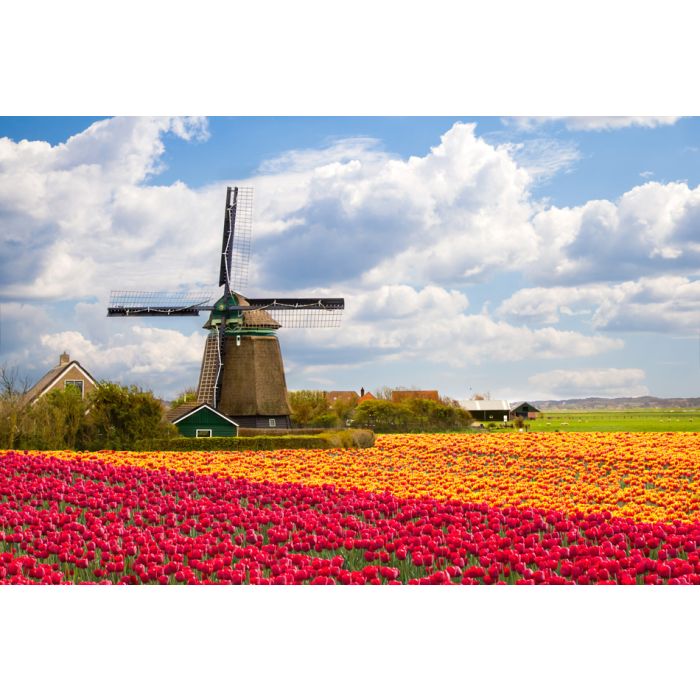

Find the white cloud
[[529, 368, 649, 398], [248, 123, 539, 290], [0, 117, 218, 302], [281, 284, 623, 373], [498, 286, 604, 325], [40, 326, 205, 393], [504, 138, 581, 182], [498, 275, 700, 334], [530, 181, 700, 284], [591, 276, 700, 333], [507, 116, 681, 131]]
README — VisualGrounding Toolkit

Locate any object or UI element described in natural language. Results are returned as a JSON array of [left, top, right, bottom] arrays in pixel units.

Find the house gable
[[170, 403, 239, 437], [24, 359, 98, 405]]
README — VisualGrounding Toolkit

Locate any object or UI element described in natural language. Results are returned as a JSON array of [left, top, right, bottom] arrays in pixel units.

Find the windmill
[[107, 186, 344, 428]]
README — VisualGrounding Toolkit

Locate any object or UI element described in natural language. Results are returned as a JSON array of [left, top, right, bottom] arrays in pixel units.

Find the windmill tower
[[108, 186, 344, 428]]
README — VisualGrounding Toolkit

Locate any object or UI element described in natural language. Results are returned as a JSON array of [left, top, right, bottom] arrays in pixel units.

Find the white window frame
[[64, 379, 84, 397], [195, 429, 213, 438], [268, 418, 276, 427]]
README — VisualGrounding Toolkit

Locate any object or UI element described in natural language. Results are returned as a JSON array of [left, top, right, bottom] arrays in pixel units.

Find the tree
[[80, 382, 176, 450], [288, 390, 330, 427], [330, 396, 357, 426], [352, 397, 472, 433], [352, 399, 413, 432], [21, 385, 86, 449], [373, 386, 394, 400], [0, 364, 30, 449]]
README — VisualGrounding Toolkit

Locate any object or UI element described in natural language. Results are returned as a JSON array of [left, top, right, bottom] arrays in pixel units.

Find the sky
[[0, 115, 699, 402]]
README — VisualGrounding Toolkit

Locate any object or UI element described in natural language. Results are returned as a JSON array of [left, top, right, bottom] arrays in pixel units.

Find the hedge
[[134, 429, 375, 452], [236, 427, 328, 437]]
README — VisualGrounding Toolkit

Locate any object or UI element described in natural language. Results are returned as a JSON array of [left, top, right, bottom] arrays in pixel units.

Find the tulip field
[[1, 432, 699, 584]]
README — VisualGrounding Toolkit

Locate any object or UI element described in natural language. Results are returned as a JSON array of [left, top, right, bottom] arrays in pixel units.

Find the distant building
[[23, 352, 98, 405], [510, 402, 541, 419], [357, 391, 377, 404], [326, 391, 359, 405], [459, 399, 510, 422], [166, 402, 239, 437], [391, 390, 440, 402]]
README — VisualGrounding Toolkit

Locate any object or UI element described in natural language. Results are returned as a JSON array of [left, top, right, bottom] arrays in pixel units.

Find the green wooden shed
[[166, 402, 239, 438]]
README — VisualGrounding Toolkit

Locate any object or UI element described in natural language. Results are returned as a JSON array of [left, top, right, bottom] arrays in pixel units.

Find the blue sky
[[0, 116, 698, 401]]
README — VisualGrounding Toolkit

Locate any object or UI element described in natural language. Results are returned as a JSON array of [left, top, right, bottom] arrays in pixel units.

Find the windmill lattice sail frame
[[220, 186, 253, 293], [108, 292, 343, 328]]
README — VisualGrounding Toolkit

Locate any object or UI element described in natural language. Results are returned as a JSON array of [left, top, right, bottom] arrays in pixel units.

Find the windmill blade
[[107, 290, 212, 316], [243, 298, 344, 328], [219, 186, 253, 293]]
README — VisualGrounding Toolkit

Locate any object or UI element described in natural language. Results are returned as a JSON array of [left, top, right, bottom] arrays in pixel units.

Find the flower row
[[1, 451, 699, 584], [53, 431, 700, 523]]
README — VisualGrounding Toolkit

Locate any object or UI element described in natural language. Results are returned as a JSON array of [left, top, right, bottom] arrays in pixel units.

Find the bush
[[19, 385, 86, 450], [237, 427, 328, 437], [80, 383, 176, 450], [352, 398, 472, 433], [134, 429, 375, 451], [309, 412, 339, 428]]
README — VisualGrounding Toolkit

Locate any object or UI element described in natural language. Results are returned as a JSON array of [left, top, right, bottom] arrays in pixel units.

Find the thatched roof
[[204, 294, 281, 330], [239, 294, 281, 329], [218, 335, 291, 417]]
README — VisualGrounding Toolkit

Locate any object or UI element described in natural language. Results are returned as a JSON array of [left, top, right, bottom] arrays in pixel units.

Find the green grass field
[[512, 410, 700, 432]]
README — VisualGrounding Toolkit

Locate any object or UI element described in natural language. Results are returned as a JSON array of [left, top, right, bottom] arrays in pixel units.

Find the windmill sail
[[242, 298, 344, 328], [219, 186, 253, 293], [107, 290, 212, 316]]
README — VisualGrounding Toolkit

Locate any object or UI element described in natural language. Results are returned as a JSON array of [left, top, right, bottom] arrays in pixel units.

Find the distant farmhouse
[[459, 399, 511, 422], [324, 388, 442, 405], [24, 353, 98, 405], [326, 390, 359, 405], [510, 402, 541, 419]]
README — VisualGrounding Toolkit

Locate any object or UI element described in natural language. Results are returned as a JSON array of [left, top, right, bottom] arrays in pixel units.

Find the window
[[196, 429, 213, 438], [65, 380, 84, 397], [268, 418, 276, 427]]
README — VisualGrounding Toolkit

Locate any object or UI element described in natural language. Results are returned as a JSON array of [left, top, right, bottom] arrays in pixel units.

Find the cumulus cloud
[[506, 116, 681, 132], [0, 117, 219, 302], [530, 181, 700, 284], [591, 276, 700, 333], [2, 116, 692, 398], [498, 276, 700, 334], [40, 326, 205, 394], [528, 368, 649, 399], [249, 123, 539, 290], [280, 284, 623, 374]]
